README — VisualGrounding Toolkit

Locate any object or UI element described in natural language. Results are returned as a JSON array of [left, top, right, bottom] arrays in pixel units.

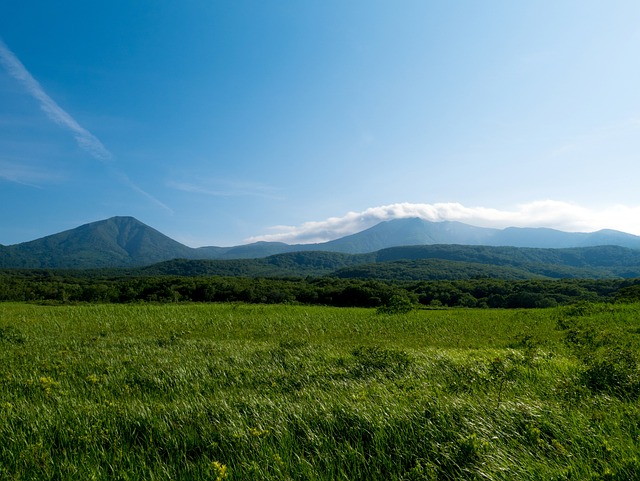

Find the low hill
[[137, 251, 361, 278], [371, 243, 634, 278], [331, 259, 545, 281], [130, 244, 640, 280]]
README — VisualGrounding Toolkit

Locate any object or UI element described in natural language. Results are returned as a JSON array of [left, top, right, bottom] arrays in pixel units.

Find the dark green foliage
[[137, 251, 364, 278], [334, 258, 543, 281], [580, 347, 640, 398], [377, 294, 416, 314], [615, 284, 640, 302], [2, 270, 640, 308], [0, 324, 26, 344]]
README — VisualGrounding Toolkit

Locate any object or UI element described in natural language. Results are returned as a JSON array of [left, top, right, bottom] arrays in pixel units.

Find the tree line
[[2, 271, 640, 308]]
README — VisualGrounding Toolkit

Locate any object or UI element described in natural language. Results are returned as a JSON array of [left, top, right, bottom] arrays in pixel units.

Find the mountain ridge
[[135, 244, 640, 280], [2, 215, 640, 269]]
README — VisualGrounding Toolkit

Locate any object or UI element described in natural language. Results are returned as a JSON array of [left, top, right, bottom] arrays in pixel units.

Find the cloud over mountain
[[248, 201, 640, 244]]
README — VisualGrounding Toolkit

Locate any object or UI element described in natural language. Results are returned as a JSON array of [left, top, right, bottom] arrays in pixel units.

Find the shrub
[[377, 295, 416, 315], [580, 346, 640, 399], [0, 325, 26, 344]]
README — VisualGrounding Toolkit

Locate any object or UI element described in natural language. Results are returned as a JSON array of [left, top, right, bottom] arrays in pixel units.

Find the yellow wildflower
[[211, 461, 228, 480]]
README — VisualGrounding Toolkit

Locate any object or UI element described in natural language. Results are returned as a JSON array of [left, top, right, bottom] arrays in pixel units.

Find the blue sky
[[2, 1, 640, 247]]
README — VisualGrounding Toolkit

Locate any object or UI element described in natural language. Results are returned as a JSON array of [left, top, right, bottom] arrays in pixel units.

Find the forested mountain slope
[[131, 244, 640, 280]]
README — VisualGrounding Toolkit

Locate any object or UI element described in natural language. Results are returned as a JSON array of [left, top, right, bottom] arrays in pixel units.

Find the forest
[[2, 269, 640, 308]]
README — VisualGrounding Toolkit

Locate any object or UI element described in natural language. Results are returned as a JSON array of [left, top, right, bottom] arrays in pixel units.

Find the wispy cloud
[[115, 171, 174, 214], [0, 39, 112, 161], [0, 159, 62, 187], [247, 201, 640, 244], [0, 38, 171, 212], [168, 178, 283, 199]]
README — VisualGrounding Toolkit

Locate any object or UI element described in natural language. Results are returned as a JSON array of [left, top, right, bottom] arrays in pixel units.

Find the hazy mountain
[[316, 218, 640, 252], [317, 218, 499, 253], [2, 216, 640, 269], [207, 242, 295, 259]]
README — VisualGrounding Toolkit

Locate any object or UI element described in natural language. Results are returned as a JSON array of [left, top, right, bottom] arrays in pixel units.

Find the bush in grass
[[580, 346, 640, 399], [0, 325, 26, 344], [376, 295, 416, 315], [558, 304, 640, 399], [402, 460, 438, 481]]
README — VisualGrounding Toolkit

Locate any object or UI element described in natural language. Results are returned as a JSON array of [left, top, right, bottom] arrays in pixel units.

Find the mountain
[[2, 216, 640, 269], [0, 216, 197, 268], [184, 218, 640, 259], [317, 218, 499, 253], [316, 218, 640, 252]]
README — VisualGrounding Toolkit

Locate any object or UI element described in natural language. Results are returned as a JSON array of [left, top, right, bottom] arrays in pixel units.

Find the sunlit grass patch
[[1, 302, 640, 479]]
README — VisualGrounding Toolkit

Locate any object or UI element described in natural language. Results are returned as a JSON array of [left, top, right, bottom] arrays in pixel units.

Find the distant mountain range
[[2, 216, 640, 275]]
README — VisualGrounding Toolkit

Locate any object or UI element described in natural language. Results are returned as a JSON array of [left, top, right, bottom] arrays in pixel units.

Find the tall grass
[[1, 302, 640, 479]]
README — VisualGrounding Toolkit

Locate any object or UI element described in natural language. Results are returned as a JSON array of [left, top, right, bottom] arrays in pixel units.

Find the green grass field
[[2, 302, 640, 480]]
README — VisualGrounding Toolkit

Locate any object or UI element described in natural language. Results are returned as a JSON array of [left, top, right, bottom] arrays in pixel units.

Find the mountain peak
[[2, 216, 640, 269], [1, 216, 194, 268]]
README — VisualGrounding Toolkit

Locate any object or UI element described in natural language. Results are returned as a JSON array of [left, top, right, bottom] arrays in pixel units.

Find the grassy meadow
[[2, 301, 640, 480]]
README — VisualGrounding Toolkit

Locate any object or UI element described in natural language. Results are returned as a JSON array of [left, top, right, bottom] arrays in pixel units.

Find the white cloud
[[247, 201, 640, 244], [0, 39, 112, 161]]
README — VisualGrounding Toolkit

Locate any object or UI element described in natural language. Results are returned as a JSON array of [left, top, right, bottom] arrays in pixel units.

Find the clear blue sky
[[2, 1, 640, 246]]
